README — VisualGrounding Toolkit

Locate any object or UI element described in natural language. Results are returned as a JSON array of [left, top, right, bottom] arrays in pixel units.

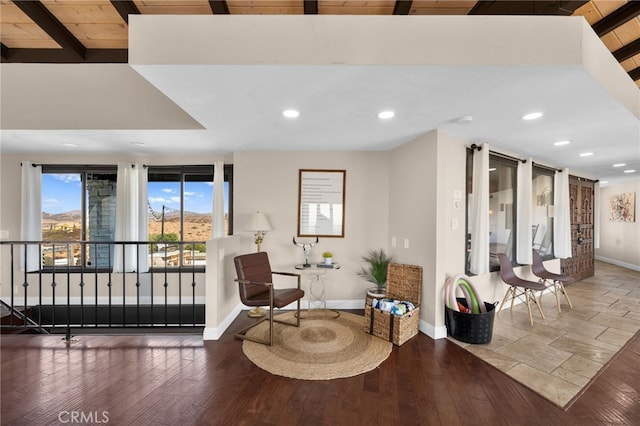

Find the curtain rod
[[20, 162, 39, 167], [470, 144, 526, 163], [470, 144, 562, 171]]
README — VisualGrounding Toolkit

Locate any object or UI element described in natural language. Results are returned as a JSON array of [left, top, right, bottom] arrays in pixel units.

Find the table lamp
[[244, 211, 272, 253], [244, 211, 272, 318]]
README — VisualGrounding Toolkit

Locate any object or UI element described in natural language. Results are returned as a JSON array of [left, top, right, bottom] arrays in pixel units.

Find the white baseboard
[[203, 303, 243, 340], [420, 319, 447, 340], [595, 255, 640, 272]]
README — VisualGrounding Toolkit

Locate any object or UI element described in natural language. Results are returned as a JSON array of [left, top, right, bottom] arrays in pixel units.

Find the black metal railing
[[0, 240, 206, 337]]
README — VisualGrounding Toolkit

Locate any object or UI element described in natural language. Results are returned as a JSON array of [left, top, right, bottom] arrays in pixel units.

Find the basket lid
[[385, 263, 422, 306]]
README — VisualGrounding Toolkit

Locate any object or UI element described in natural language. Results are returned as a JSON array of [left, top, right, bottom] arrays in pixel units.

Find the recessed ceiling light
[[623, 169, 636, 173], [522, 112, 543, 120], [131, 142, 146, 147], [378, 110, 395, 119], [61, 142, 78, 147], [612, 163, 626, 167], [600, 181, 608, 184], [489, 168, 497, 172], [282, 109, 300, 118], [455, 115, 473, 124], [579, 152, 594, 157], [554, 140, 571, 146]]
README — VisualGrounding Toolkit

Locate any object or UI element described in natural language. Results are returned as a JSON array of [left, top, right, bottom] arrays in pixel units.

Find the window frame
[[41, 164, 118, 272], [39, 163, 233, 273], [146, 164, 233, 271], [465, 151, 555, 274]]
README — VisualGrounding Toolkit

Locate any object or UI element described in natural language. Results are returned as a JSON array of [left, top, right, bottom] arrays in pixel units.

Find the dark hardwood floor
[[1, 312, 639, 425]]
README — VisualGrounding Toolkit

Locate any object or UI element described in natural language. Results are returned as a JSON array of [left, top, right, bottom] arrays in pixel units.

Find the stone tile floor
[[448, 260, 640, 408]]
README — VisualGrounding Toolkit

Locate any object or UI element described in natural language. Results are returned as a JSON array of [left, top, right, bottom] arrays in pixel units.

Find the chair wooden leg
[[558, 281, 573, 309], [525, 289, 534, 326], [499, 286, 514, 314], [534, 290, 545, 320]]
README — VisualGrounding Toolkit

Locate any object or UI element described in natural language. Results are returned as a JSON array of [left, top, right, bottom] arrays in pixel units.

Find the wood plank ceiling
[[1, 1, 639, 88]]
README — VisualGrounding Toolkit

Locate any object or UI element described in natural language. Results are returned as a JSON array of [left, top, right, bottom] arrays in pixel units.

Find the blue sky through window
[[42, 174, 228, 215]]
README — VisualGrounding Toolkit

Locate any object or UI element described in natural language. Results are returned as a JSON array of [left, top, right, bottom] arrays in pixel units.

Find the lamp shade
[[244, 211, 272, 232]]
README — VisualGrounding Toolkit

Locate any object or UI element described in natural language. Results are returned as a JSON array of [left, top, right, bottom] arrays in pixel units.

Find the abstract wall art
[[609, 192, 636, 222]]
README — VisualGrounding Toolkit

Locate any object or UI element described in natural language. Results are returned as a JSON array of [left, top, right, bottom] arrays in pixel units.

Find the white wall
[[596, 179, 640, 270], [388, 129, 467, 337], [233, 151, 390, 304]]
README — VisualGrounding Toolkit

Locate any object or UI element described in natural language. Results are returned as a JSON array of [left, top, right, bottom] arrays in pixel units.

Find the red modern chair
[[497, 253, 546, 326], [531, 249, 573, 312], [233, 252, 304, 346]]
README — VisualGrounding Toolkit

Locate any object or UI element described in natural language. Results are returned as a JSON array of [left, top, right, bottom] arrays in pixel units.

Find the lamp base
[[247, 307, 267, 318]]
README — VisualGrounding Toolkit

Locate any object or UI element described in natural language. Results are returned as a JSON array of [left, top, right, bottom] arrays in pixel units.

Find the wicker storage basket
[[364, 263, 422, 346]]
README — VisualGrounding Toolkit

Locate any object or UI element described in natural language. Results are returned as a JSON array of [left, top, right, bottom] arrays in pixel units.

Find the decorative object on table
[[298, 169, 346, 237], [444, 274, 496, 344], [233, 252, 304, 343], [364, 263, 422, 346], [244, 211, 272, 253], [242, 311, 391, 380], [357, 248, 393, 296], [292, 236, 318, 267], [609, 192, 635, 222], [322, 251, 333, 265]]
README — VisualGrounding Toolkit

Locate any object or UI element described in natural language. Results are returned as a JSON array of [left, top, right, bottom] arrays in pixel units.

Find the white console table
[[294, 263, 340, 319]]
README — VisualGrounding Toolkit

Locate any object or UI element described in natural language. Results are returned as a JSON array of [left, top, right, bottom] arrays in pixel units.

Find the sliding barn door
[[561, 176, 595, 280]]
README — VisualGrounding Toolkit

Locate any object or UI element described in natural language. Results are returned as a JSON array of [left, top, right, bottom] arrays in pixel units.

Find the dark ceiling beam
[[110, 1, 140, 25], [1, 43, 8, 60], [612, 38, 640, 62], [13, 0, 86, 60], [592, 2, 640, 37], [209, 1, 230, 14], [469, 1, 587, 16], [304, 0, 318, 14], [393, 0, 413, 15], [628, 66, 640, 81], [0, 48, 127, 64]]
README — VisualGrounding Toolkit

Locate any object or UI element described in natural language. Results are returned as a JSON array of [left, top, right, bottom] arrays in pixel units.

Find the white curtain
[[113, 162, 148, 272], [20, 161, 42, 272], [470, 143, 490, 274], [212, 161, 225, 238], [554, 168, 572, 259], [593, 181, 600, 249], [516, 159, 533, 264]]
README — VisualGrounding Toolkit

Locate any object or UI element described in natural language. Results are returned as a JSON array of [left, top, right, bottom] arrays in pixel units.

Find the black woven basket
[[445, 298, 496, 344]]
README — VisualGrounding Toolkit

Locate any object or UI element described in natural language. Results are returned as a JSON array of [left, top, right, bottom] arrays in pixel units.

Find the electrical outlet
[[391, 236, 396, 247], [218, 248, 225, 261], [404, 238, 409, 249]]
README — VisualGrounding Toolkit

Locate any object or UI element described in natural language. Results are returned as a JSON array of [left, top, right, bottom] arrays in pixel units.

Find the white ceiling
[[1, 15, 639, 186]]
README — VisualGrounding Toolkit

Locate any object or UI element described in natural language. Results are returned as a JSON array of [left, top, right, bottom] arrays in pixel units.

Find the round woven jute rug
[[242, 311, 392, 380]]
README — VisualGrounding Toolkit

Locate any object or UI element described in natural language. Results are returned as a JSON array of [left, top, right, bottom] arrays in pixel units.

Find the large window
[[488, 157, 517, 270], [147, 165, 233, 267], [532, 167, 554, 258], [40, 164, 233, 270], [41, 166, 117, 268], [466, 150, 554, 273]]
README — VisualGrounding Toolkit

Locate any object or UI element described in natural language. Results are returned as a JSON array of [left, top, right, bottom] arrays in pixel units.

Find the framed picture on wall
[[298, 169, 346, 237]]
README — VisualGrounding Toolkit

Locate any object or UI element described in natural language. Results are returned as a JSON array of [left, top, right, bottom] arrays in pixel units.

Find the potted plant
[[322, 251, 333, 265], [357, 249, 393, 297]]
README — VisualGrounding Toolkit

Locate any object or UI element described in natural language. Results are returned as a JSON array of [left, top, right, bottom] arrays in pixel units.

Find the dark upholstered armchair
[[234, 252, 304, 346]]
